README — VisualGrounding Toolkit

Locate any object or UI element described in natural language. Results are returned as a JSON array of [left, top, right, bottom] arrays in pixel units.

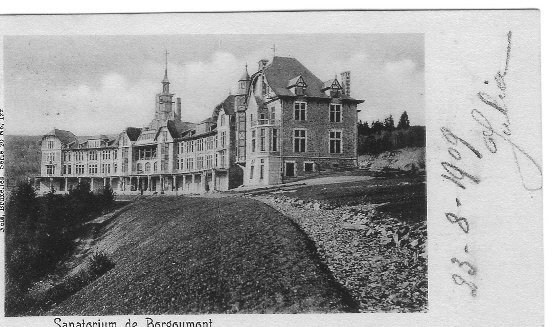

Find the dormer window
[[287, 75, 307, 96], [322, 77, 343, 98]]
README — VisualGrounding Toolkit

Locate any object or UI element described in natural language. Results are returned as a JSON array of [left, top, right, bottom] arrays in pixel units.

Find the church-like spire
[[162, 50, 170, 93]]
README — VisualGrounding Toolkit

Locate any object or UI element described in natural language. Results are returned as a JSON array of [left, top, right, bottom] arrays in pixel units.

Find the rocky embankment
[[255, 194, 427, 312]]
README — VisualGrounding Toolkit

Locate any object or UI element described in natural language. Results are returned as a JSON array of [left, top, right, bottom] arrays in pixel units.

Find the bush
[[89, 251, 115, 276]]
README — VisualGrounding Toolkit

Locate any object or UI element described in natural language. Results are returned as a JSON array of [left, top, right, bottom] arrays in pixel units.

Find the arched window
[[153, 162, 158, 172], [145, 162, 151, 172], [137, 163, 142, 172]]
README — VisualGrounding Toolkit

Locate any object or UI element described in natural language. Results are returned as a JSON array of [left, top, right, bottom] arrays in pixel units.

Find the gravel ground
[[254, 195, 428, 312]]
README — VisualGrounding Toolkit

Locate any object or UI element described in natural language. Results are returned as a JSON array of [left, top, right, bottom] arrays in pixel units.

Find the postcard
[[0, 10, 542, 327]]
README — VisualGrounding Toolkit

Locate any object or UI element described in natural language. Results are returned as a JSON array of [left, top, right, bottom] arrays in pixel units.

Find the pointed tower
[[237, 64, 250, 96], [150, 51, 175, 130]]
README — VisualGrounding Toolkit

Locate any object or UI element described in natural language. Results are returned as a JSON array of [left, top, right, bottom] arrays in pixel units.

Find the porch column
[[171, 175, 175, 191], [65, 177, 68, 191], [148, 176, 151, 191], [91, 178, 94, 190], [161, 175, 165, 194]]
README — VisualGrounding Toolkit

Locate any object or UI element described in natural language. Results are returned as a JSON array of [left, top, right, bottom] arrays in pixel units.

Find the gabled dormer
[[322, 77, 343, 98], [287, 75, 308, 96]]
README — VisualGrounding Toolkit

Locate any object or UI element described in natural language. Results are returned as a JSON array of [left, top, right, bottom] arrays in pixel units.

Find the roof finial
[[271, 44, 276, 58]]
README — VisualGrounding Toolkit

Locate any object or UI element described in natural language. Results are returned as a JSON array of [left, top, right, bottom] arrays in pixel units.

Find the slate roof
[[264, 56, 326, 98], [125, 127, 142, 141], [212, 95, 236, 118], [43, 128, 78, 145], [167, 120, 196, 139]]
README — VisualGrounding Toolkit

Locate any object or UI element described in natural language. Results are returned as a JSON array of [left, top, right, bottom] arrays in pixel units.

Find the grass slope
[[49, 196, 357, 315]]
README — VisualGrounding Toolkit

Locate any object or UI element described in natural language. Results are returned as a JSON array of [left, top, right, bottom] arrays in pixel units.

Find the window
[[190, 141, 194, 153], [206, 136, 213, 150], [101, 163, 111, 174], [260, 159, 265, 180], [186, 158, 194, 171], [102, 150, 111, 160], [250, 161, 255, 179], [114, 163, 117, 173], [63, 164, 72, 175], [305, 162, 314, 173], [123, 137, 128, 146], [294, 102, 306, 121], [75, 152, 84, 161], [260, 128, 266, 151], [46, 165, 55, 175], [89, 151, 98, 161], [137, 163, 143, 173], [221, 115, 226, 126], [271, 129, 278, 151], [76, 164, 85, 175], [220, 150, 227, 168], [270, 107, 276, 120], [330, 104, 342, 123], [163, 131, 168, 142], [196, 156, 204, 170], [154, 162, 158, 172], [113, 150, 118, 160], [198, 138, 204, 152], [47, 140, 55, 149], [89, 164, 98, 174], [45, 152, 55, 162], [294, 129, 306, 153], [145, 162, 151, 172], [206, 155, 213, 168], [330, 130, 342, 154], [63, 152, 71, 161], [221, 131, 227, 147], [251, 130, 256, 152]]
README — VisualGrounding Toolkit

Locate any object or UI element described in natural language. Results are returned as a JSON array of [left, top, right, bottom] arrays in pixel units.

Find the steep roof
[[43, 128, 78, 145], [239, 66, 250, 81], [212, 95, 236, 118], [125, 127, 142, 141], [264, 56, 326, 98], [167, 120, 196, 139]]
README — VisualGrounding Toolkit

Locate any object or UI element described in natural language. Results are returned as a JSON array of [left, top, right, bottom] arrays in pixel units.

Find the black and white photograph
[[3, 32, 427, 315], [0, 9, 543, 327]]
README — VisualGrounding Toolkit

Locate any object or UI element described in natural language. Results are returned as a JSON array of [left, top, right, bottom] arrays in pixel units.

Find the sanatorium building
[[36, 56, 364, 194]]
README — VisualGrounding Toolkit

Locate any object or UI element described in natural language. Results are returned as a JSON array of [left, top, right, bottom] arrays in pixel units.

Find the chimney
[[341, 71, 351, 96], [258, 59, 269, 71], [175, 98, 182, 122]]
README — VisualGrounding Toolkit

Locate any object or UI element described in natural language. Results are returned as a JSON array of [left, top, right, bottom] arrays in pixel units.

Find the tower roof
[[162, 67, 170, 84], [239, 64, 250, 81]]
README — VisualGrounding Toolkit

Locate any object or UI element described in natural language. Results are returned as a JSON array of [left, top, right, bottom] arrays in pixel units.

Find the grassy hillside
[[4, 135, 42, 187], [49, 196, 357, 315]]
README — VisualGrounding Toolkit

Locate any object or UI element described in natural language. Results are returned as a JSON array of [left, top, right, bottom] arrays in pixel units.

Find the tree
[[371, 120, 384, 134], [384, 115, 395, 131], [397, 111, 411, 130]]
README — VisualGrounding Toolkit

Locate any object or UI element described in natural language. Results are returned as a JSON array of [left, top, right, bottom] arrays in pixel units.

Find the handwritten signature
[[440, 31, 542, 298]]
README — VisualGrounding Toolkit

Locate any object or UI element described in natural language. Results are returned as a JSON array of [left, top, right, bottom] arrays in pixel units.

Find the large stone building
[[36, 56, 363, 194]]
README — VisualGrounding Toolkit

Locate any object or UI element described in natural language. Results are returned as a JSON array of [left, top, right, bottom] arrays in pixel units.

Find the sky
[[3, 34, 424, 135]]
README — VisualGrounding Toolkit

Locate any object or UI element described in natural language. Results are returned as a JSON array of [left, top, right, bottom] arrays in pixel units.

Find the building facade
[[36, 56, 363, 194]]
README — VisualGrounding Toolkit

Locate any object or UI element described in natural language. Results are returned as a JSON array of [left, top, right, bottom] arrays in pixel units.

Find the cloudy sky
[[3, 34, 424, 135]]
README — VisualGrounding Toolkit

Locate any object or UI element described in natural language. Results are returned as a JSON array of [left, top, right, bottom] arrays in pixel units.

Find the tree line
[[358, 111, 425, 155], [5, 182, 115, 315]]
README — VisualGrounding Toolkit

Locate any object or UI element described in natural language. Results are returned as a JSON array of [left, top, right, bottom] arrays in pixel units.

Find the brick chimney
[[341, 71, 351, 96], [175, 98, 182, 121]]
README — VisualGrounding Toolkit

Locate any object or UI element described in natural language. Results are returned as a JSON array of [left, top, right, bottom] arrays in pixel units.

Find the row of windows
[[177, 134, 226, 155], [293, 102, 343, 123], [54, 163, 119, 175], [136, 161, 165, 173], [177, 151, 227, 171], [293, 129, 342, 154], [56, 150, 119, 162], [251, 128, 279, 153]]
